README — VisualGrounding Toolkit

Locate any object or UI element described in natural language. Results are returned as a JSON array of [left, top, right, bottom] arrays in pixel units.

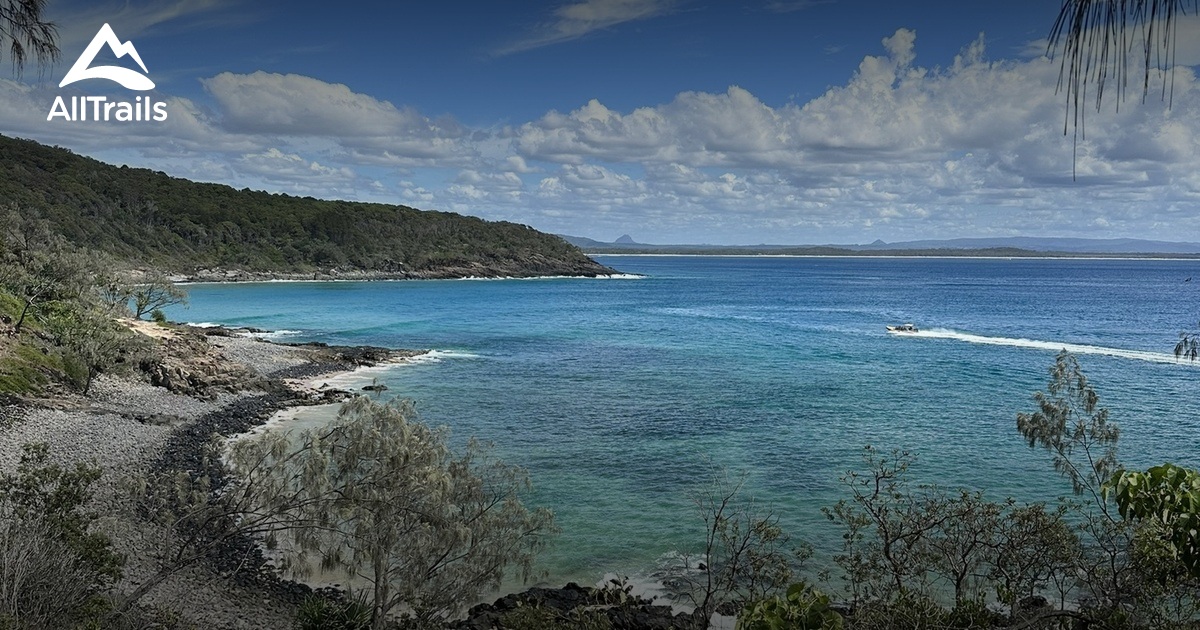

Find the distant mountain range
[[559, 235, 1200, 256]]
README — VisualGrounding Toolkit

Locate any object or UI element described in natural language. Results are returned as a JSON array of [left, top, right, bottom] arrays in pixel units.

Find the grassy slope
[[0, 291, 66, 397]]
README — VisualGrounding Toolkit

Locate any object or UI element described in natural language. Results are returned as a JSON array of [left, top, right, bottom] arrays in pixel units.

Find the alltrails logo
[[47, 23, 167, 122]]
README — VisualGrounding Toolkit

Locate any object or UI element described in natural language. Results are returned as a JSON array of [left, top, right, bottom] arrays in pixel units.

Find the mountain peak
[[614, 234, 636, 244]]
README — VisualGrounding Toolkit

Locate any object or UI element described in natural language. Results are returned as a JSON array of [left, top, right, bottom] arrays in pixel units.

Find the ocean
[[167, 255, 1200, 590]]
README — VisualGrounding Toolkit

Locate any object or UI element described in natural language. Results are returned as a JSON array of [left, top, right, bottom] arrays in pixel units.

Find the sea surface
[[167, 255, 1200, 590]]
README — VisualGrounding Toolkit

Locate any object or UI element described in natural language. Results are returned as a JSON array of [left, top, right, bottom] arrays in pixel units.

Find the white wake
[[898, 328, 1189, 366]]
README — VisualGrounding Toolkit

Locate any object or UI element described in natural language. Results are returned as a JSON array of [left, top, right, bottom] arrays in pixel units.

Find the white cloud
[[4, 24, 1200, 244], [498, 0, 677, 55], [201, 72, 477, 165]]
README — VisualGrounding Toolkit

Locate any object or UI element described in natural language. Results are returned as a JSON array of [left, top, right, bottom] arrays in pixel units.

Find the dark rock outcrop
[[454, 582, 697, 630]]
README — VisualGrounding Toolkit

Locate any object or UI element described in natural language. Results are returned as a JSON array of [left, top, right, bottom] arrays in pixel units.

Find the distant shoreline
[[588, 251, 1200, 261], [173, 271, 644, 285]]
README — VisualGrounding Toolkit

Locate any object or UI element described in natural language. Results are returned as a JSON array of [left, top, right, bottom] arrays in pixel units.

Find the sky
[[2, 0, 1199, 245]]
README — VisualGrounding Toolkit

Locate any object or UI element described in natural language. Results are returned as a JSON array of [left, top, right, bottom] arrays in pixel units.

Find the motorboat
[[886, 323, 919, 333]]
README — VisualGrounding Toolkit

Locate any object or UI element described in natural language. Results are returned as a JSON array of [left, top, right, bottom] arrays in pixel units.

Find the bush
[[0, 513, 104, 629], [737, 582, 843, 630], [295, 593, 372, 630], [150, 309, 167, 324]]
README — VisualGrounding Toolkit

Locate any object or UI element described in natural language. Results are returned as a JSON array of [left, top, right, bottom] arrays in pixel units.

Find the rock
[[361, 384, 388, 392], [453, 582, 684, 630]]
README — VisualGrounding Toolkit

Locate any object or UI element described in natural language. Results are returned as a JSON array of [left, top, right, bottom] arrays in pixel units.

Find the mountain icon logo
[[59, 23, 155, 90]]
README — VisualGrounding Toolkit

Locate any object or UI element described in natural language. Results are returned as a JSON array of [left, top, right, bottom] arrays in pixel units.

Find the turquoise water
[[168, 256, 1200, 587]]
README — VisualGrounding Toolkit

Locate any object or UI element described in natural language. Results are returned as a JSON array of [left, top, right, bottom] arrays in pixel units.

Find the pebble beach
[[0, 329, 421, 629]]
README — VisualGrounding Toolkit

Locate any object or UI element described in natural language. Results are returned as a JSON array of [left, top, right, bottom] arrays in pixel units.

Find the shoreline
[[169, 262, 622, 284], [174, 272, 643, 285], [0, 321, 700, 628], [589, 252, 1200, 261], [0, 322, 430, 628]]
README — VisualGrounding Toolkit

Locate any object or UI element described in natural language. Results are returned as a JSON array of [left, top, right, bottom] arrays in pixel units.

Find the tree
[[678, 469, 804, 629], [1048, 0, 1196, 175], [823, 447, 951, 603], [129, 271, 187, 319], [0, 443, 124, 628], [48, 309, 145, 395], [1107, 464, 1200, 580], [1017, 350, 1119, 514], [0, 211, 82, 332], [989, 502, 1078, 616], [0, 0, 58, 73], [227, 397, 556, 628]]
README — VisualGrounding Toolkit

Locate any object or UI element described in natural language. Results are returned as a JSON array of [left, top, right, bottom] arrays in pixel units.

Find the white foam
[[239, 329, 303, 340], [300, 349, 481, 390], [903, 328, 1191, 366], [450, 273, 644, 281], [183, 321, 222, 328]]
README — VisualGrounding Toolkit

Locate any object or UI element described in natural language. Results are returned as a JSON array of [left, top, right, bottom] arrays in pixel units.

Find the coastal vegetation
[[226, 397, 556, 628], [0, 135, 613, 280]]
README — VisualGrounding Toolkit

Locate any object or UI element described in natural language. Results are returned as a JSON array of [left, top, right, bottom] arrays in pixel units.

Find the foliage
[[989, 501, 1078, 615], [0, 443, 124, 583], [129, 272, 186, 319], [0, 0, 58, 74], [498, 603, 614, 630], [0, 516, 105, 630], [1108, 463, 1200, 580], [0, 443, 124, 628], [1047, 0, 1196, 176], [48, 309, 145, 395], [1174, 326, 1200, 362], [295, 592, 373, 630], [150, 309, 168, 324], [0, 136, 605, 277], [823, 447, 949, 602], [736, 582, 843, 630], [0, 208, 99, 332], [1017, 350, 1119, 510], [820, 442, 1108, 626], [0, 332, 65, 395], [226, 396, 556, 628], [121, 433, 331, 612], [679, 469, 807, 628]]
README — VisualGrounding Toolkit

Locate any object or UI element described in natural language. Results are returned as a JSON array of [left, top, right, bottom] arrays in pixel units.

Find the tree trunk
[[83, 366, 96, 395], [373, 552, 389, 630], [14, 299, 32, 332]]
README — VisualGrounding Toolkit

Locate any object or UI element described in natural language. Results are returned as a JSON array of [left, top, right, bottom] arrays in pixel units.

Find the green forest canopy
[[0, 134, 610, 277]]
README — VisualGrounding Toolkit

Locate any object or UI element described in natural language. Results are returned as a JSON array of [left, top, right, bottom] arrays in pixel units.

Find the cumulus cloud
[[497, 27, 1200, 241], [238, 148, 358, 188], [4, 23, 1200, 243], [201, 72, 477, 165], [498, 0, 678, 55]]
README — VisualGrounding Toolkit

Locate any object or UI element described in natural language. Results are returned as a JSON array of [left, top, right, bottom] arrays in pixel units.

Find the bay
[[167, 255, 1200, 587]]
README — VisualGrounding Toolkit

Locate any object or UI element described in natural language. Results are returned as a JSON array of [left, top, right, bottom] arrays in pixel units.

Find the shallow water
[[169, 256, 1200, 587]]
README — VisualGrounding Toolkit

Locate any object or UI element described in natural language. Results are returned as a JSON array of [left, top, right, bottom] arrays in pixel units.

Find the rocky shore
[[0, 322, 703, 629], [0, 324, 424, 629], [175, 257, 621, 283]]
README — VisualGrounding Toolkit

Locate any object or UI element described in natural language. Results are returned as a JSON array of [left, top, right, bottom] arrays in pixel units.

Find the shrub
[[295, 593, 372, 630], [0, 513, 103, 629], [737, 582, 844, 630]]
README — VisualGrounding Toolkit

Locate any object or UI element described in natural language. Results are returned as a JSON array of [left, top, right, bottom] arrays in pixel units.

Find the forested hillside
[[0, 135, 613, 279]]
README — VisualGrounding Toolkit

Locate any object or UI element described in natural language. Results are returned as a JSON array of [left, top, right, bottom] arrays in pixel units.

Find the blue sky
[[3, 0, 1199, 244]]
